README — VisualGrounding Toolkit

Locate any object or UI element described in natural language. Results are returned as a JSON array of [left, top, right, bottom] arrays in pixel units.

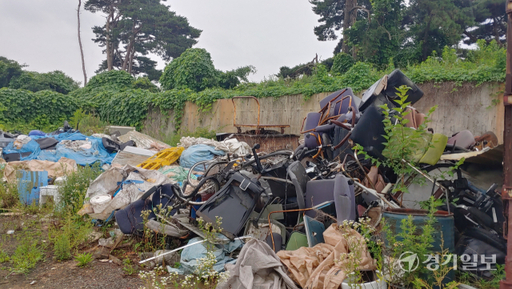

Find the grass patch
[[75, 252, 93, 267]]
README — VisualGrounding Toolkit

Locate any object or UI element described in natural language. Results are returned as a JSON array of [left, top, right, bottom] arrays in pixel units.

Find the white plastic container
[[39, 185, 61, 208], [90, 194, 112, 213]]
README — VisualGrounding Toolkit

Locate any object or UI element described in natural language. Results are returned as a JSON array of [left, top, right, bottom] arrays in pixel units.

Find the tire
[[187, 160, 228, 188]]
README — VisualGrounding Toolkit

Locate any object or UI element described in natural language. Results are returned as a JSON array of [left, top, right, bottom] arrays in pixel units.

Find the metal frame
[[231, 96, 289, 134]]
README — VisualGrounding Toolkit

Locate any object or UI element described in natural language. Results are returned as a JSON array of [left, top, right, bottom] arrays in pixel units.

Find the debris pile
[[0, 69, 505, 287]]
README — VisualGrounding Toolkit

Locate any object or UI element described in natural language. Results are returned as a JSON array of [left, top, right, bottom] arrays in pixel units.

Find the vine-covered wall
[[142, 82, 504, 144]]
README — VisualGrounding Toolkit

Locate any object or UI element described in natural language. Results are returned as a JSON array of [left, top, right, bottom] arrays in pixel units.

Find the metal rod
[[402, 160, 448, 192]]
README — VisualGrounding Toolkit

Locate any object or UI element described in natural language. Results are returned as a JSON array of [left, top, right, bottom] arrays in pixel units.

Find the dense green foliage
[[277, 57, 334, 79], [331, 52, 355, 74], [310, 0, 504, 67], [0, 88, 77, 131], [9, 71, 79, 94], [0, 57, 24, 88], [160, 48, 254, 91], [86, 69, 134, 89], [160, 48, 218, 91], [0, 57, 79, 94]]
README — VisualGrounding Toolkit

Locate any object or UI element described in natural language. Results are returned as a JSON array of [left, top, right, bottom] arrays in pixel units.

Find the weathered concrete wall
[[142, 107, 176, 142], [142, 82, 504, 144], [413, 82, 504, 143], [179, 93, 332, 135]]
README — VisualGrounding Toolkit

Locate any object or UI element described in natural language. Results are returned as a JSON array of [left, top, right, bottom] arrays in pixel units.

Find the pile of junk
[[1, 69, 505, 288], [84, 70, 505, 288]]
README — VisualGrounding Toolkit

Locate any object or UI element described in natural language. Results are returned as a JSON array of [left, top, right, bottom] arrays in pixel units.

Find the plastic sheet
[[179, 144, 225, 169], [3, 132, 116, 165], [168, 236, 242, 275]]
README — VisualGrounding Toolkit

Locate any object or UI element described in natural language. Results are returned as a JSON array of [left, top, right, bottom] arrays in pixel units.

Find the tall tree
[[77, 0, 88, 85], [463, 0, 506, 45], [403, 0, 472, 62], [345, 0, 404, 68], [85, 0, 201, 77], [310, 0, 371, 54]]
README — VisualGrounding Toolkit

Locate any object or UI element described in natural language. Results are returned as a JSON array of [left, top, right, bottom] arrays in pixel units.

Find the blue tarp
[[179, 144, 225, 170], [2, 132, 116, 165]]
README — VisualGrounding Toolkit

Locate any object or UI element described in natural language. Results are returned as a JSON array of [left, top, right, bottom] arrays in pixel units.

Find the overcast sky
[[0, 0, 338, 86]]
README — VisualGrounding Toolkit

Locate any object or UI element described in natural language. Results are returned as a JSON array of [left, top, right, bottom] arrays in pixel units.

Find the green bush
[[160, 48, 218, 91], [132, 77, 160, 92], [331, 53, 355, 74], [0, 88, 77, 132], [8, 70, 79, 94], [86, 70, 134, 89]]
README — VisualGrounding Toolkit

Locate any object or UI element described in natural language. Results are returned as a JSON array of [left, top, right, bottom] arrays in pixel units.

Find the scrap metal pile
[[0, 69, 505, 288]]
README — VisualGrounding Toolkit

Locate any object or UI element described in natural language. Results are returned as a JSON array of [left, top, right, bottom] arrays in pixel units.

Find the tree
[[8, 71, 79, 94], [0, 57, 24, 88], [95, 55, 162, 81], [345, 0, 404, 68], [77, 0, 88, 86], [402, 0, 472, 62], [159, 48, 217, 91], [310, 0, 371, 54], [463, 0, 506, 46], [217, 66, 256, 89], [85, 0, 201, 77]]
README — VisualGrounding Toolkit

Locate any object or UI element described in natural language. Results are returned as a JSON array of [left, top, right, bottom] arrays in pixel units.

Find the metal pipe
[[139, 236, 251, 264]]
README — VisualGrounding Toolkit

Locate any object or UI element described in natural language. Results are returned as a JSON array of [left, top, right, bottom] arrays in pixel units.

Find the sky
[[0, 0, 339, 86]]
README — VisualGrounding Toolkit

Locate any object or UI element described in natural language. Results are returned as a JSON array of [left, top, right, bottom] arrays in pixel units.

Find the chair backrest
[[286, 161, 309, 211], [334, 174, 356, 222], [350, 105, 387, 159]]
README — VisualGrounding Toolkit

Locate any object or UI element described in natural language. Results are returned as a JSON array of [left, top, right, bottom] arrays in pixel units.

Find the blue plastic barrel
[[383, 208, 455, 285], [17, 170, 48, 205]]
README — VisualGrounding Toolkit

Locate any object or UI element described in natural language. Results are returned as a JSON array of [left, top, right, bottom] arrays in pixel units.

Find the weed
[[338, 218, 385, 288], [197, 216, 223, 252], [9, 238, 44, 274], [0, 177, 19, 209], [0, 249, 9, 263], [122, 258, 137, 276], [49, 211, 93, 260], [54, 233, 72, 260], [457, 264, 505, 289], [58, 163, 102, 215], [75, 252, 93, 267]]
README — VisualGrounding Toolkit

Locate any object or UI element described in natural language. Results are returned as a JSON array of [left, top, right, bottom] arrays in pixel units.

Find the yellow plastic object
[[137, 147, 185, 170]]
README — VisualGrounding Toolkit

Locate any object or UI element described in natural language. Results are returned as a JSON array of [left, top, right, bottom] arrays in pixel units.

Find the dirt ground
[[0, 260, 142, 289], [0, 214, 143, 289]]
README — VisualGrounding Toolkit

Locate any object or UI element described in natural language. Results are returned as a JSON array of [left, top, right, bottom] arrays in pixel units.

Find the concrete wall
[[142, 82, 504, 143], [413, 82, 504, 143]]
